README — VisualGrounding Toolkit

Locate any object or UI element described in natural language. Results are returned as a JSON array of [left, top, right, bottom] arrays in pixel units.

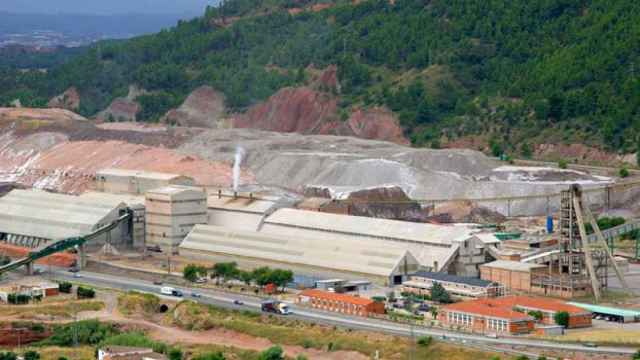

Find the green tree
[[558, 159, 568, 169], [212, 262, 239, 284], [554, 311, 570, 327], [620, 167, 630, 178], [632, 350, 640, 360], [259, 345, 284, 360], [430, 282, 452, 304], [528, 310, 543, 321], [270, 269, 294, 291], [520, 143, 533, 159], [183, 264, 207, 282], [0, 352, 17, 360], [417, 336, 432, 347], [23, 351, 40, 360]]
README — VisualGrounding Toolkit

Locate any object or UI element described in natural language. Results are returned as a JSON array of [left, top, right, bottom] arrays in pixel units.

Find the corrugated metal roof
[[146, 185, 205, 196], [264, 208, 473, 246], [208, 195, 276, 214], [567, 302, 640, 317], [79, 191, 145, 207], [180, 224, 418, 277], [299, 289, 374, 306], [480, 260, 545, 272], [0, 189, 123, 239], [97, 168, 187, 181], [411, 271, 494, 287]]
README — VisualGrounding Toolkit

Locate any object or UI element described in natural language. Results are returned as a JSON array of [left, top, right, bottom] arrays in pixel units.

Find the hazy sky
[[0, 0, 220, 15]]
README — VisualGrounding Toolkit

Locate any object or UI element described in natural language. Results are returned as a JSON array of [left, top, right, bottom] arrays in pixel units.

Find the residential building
[[297, 289, 385, 317], [402, 271, 503, 298]]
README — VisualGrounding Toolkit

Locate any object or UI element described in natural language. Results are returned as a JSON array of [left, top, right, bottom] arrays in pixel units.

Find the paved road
[[50, 269, 637, 356]]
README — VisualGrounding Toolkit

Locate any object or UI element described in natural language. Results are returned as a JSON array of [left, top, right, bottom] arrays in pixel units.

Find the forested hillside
[[1, 0, 639, 154]]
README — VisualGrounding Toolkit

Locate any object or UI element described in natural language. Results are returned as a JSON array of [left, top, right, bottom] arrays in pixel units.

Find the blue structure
[[546, 216, 554, 234]]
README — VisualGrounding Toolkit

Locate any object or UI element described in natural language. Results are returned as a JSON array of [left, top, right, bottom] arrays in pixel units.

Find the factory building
[[402, 271, 503, 299], [180, 224, 421, 285], [259, 208, 493, 276], [145, 186, 207, 253], [79, 191, 146, 248], [297, 289, 385, 317], [479, 260, 546, 293], [95, 168, 195, 195], [0, 189, 130, 249], [207, 191, 280, 231]]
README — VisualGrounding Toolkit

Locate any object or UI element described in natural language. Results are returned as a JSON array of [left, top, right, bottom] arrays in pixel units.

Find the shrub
[[620, 167, 630, 178], [192, 352, 225, 360], [417, 335, 432, 347], [431, 282, 452, 304], [77, 286, 95, 299], [59, 282, 72, 293], [558, 159, 568, 169], [23, 351, 40, 360], [632, 350, 640, 360], [259, 345, 284, 360], [554, 311, 570, 327], [183, 264, 207, 282], [39, 320, 119, 346], [168, 348, 182, 360], [0, 352, 17, 360]]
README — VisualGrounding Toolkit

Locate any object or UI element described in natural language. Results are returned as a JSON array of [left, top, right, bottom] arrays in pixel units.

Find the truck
[[160, 286, 183, 297], [261, 300, 290, 315]]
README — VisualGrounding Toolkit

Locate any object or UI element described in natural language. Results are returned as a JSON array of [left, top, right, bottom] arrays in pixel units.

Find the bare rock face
[[95, 85, 145, 122], [309, 64, 339, 92], [433, 200, 506, 224], [161, 86, 228, 128], [233, 86, 339, 134], [347, 107, 409, 145], [232, 86, 409, 144], [47, 87, 80, 111]]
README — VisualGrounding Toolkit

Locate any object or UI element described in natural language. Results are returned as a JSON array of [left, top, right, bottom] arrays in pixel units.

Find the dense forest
[[1, 0, 639, 154]]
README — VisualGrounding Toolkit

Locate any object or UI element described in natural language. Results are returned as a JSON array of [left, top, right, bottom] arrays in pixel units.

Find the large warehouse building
[[0, 189, 131, 248], [259, 208, 493, 276], [180, 224, 421, 285]]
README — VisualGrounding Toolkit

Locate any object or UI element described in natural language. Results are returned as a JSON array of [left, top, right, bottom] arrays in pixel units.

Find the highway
[[49, 269, 637, 357]]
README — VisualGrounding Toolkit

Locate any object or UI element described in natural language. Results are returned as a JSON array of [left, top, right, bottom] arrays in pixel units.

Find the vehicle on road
[[191, 292, 201, 298], [68, 267, 79, 273], [261, 300, 290, 315], [153, 280, 163, 285], [583, 343, 598, 348], [233, 299, 244, 305], [161, 286, 183, 297], [73, 273, 82, 278], [195, 277, 207, 284], [146, 245, 163, 253]]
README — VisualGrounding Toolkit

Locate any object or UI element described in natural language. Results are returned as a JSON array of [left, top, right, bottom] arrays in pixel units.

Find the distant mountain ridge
[[0, 0, 639, 157]]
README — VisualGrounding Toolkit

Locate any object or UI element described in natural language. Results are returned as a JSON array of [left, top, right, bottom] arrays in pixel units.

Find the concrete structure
[[402, 271, 503, 298], [98, 346, 167, 360], [180, 224, 421, 285], [260, 208, 491, 276], [315, 279, 372, 293], [145, 186, 207, 252], [438, 296, 591, 335], [80, 191, 146, 248], [207, 191, 280, 231], [0, 189, 129, 249], [297, 289, 385, 317], [95, 168, 194, 195], [480, 260, 546, 293]]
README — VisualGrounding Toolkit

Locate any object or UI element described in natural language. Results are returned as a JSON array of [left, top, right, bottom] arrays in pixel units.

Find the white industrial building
[[0, 189, 131, 248], [259, 208, 494, 276], [207, 192, 280, 231], [95, 168, 195, 195], [180, 224, 421, 285], [145, 185, 207, 252]]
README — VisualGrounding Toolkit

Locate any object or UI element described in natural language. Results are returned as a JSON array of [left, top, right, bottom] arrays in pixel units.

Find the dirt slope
[[161, 86, 229, 128], [47, 87, 80, 111]]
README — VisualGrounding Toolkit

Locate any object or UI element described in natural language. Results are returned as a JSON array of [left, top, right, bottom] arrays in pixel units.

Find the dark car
[[153, 280, 163, 285], [68, 267, 79, 273], [233, 300, 244, 305]]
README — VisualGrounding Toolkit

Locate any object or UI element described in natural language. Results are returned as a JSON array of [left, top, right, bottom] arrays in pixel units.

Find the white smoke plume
[[233, 145, 245, 192]]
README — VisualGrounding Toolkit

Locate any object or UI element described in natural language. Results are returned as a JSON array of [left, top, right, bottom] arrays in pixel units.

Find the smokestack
[[232, 146, 245, 192]]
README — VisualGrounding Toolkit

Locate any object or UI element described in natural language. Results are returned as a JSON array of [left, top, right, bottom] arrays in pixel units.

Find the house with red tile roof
[[297, 289, 385, 317]]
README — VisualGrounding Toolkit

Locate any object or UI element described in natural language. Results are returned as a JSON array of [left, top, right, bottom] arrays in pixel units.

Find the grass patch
[[572, 289, 636, 305], [10, 346, 95, 360], [0, 300, 103, 318], [164, 301, 504, 359], [117, 291, 161, 317], [548, 329, 640, 346], [186, 344, 261, 360]]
